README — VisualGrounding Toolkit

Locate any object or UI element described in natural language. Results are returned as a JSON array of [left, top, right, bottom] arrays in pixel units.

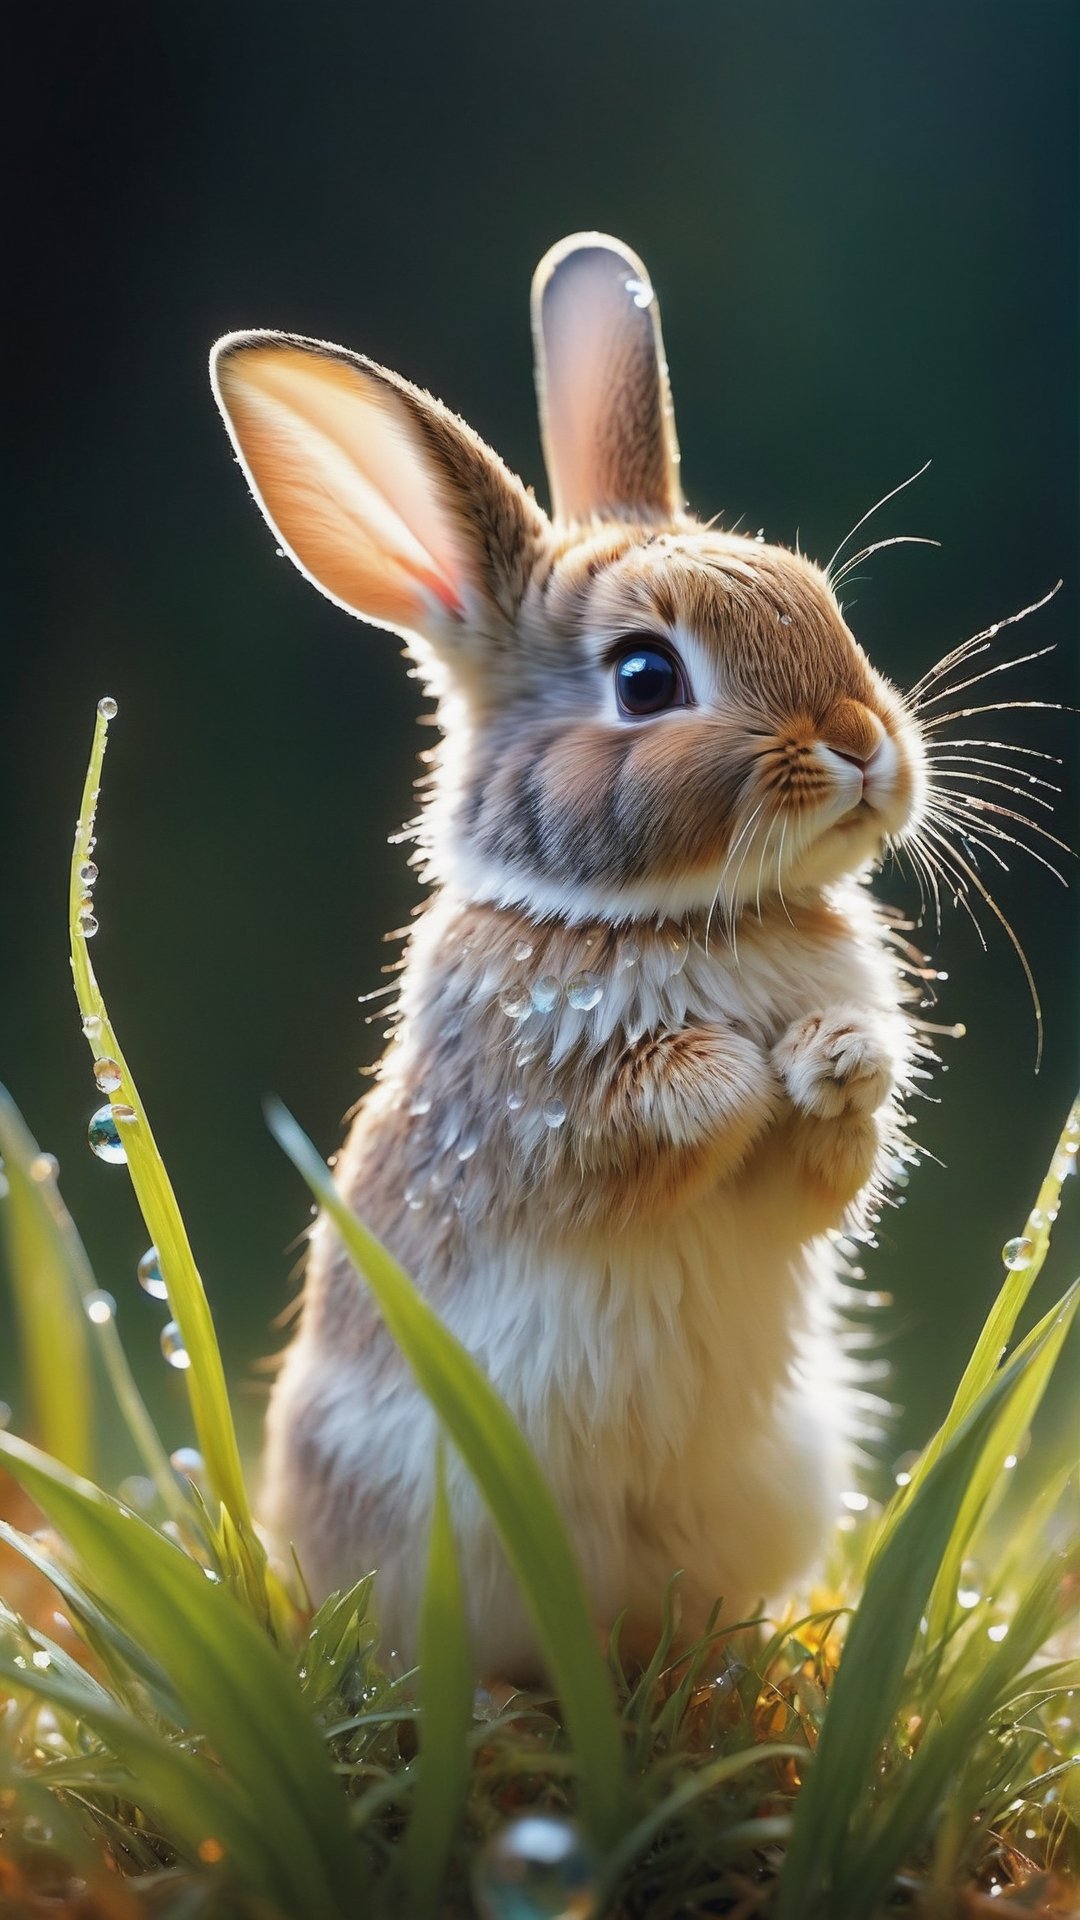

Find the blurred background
[[5, 1, 1077, 1473]]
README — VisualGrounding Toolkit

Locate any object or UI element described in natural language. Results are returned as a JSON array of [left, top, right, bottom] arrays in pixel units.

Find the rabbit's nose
[[819, 699, 886, 764]]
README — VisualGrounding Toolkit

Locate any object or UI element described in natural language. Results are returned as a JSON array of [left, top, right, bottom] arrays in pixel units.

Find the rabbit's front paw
[[773, 1008, 893, 1120]]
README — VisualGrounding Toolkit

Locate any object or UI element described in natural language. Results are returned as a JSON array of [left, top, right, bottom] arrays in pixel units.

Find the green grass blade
[[67, 704, 264, 1609], [407, 1436, 474, 1917], [0, 1087, 93, 1473], [0, 1427, 359, 1918], [872, 1094, 1080, 1561], [267, 1098, 629, 1848], [773, 1285, 1078, 1920]]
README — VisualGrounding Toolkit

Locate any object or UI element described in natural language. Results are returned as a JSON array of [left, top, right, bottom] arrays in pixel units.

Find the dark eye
[[613, 642, 687, 717]]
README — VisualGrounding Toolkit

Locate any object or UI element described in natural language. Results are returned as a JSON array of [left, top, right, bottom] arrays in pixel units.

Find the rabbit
[[210, 232, 927, 1680]]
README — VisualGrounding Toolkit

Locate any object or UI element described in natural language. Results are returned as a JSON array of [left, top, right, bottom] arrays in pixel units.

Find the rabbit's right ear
[[532, 233, 683, 525], [211, 332, 547, 652]]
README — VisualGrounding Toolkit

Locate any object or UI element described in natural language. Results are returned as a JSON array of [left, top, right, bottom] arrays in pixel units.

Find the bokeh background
[[5, 2, 1077, 1473]]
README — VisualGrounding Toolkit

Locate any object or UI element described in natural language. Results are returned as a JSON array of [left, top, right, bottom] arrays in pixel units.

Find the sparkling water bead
[[93, 1057, 122, 1093], [499, 984, 532, 1020], [84, 1290, 116, 1325], [137, 1246, 168, 1300], [97, 696, 118, 719], [473, 1815, 597, 1920], [542, 1097, 567, 1130], [170, 1447, 204, 1479], [531, 975, 562, 1014], [1002, 1235, 1034, 1271], [161, 1321, 191, 1369], [81, 1012, 102, 1039], [88, 1104, 127, 1164], [29, 1153, 59, 1183], [78, 860, 99, 887], [513, 939, 534, 962], [78, 911, 100, 939], [565, 972, 604, 1012]]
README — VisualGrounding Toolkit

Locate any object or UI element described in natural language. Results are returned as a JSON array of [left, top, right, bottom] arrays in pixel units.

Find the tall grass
[[0, 699, 1075, 1918]]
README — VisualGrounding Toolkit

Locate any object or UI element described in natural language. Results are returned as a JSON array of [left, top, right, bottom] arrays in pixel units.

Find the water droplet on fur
[[515, 1040, 542, 1067], [473, 1814, 597, 1920], [405, 1182, 426, 1212], [93, 1057, 122, 1093], [531, 975, 562, 1014], [97, 696, 118, 720], [664, 924, 690, 973], [1002, 1235, 1034, 1270], [78, 861, 99, 887], [619, 940, 640, 969], [506, 1089, 524, 1113], [754, 528, 765, 543], [30, 1152, 59, 1183], [457, 1127, 480, 1162], [170, 1447, 204, 1480], [410, 1093, 433, 1116], [161, 1321, 190, 1369], [499, 985, 532, 1020], [78, 911, 99, 939], [85, 1290, 116, 1325], [137, 1247, 168, 1300], [778, 611, 793, 627], [542, 1097, 567, 1130], [624, 275, 653, 309], [88, 1105, 126, 1163], [513, 940, 534, 962], [566, 972, 604, 1012]]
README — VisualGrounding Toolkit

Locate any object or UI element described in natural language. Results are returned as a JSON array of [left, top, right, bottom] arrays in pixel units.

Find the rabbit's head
[[212, 234, 926, 925]]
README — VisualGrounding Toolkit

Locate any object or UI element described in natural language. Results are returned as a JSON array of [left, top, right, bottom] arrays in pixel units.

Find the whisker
[[910, 827, 986, 949], [929, 768, 1058, 810], [907, 583, 1062, 701], [925, 752, 1061, 794], [917, 819, 1043, 1069], [913, 644, 1057, 713], [832, 534, 941, 590], [825, 459, 932, 579], [926, 798, 1071, 884], [921, 700, 1071, 733], [924, 736, 1063, 765], [927, 790, 1072, 858]]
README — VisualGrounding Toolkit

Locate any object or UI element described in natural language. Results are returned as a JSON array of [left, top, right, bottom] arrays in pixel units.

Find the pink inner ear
[[214, 344, 467, 630]]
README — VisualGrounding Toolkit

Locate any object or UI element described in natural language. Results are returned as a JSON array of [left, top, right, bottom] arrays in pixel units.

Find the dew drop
[[531, 975, 562, 1014], [542, 1097, 567, 1130], [170, 1446, 204, 1480], [161, 1321, 191, 1370], [78, 860, 99, 888], [664, 924, 690, 973], [1029, 1208, 1048, 1232], [840, 1490, 869, 1513], [409, 1093, 433, 1116], [566, 972, 604, 1012], [404, 1182, 426, 1212], [957, 1586, 981, 1610], [987, 1622, 1009, 1643], [119, 1475, 156, 1512], [499, 984, 532, 1020], [30, 1153, 59, 1184], [97, 696, 118, 720], [137, 1246, 168, 1300], [1002, 1235, 1034, 1270], [473, 1814, 596, 1920], [93, 1057, 122, 1093], [619, 940, 640, 970], [457, 1127, 481, 1162], [84, 1290, 116, 1325], [506, 1089, 524, 1113], [88, 1105, 127, 1164], [78, 912, 100, 939], [754, 527, 765, 543], [31, 1650, 51, 1673], [81, 1013, 102, 1039], [515, 1040, 542, 1067], [512, 940, 534, 963], [778, 611, 793, 627]]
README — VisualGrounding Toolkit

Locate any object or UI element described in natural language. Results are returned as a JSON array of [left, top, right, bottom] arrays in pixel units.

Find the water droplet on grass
[[82, 1013, 102, 1039], [97, 696, 118, 720], [85, 1291, 116, 1324], [161, 1322, 190, 1369], [30, 1153, 59, 1183], [119, 1475, 156, 1512], [93, 1057, 122, 1093], [78, 860, 99, 887], [78, 912, 99, 939], [1002, 1235, 1034, 1270], [88, 1105, 126, 1163], [137, 1247, 168, 1300], [566, 972, 604, 1011], [170, 1447, 204, 1479], [474, 1814, 596, 1920], [840, 1490, 869, 1513]]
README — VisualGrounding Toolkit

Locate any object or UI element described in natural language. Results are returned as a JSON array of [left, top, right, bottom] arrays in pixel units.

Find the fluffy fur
[[211, 232, 928, 1679]]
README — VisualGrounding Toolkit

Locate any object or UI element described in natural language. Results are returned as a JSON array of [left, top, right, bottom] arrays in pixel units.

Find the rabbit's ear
[[532, 233, 683, 524], [211, 332, 547, 646]]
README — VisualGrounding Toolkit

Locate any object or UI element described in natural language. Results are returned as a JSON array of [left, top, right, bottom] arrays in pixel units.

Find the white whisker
[[825, 459, 932, 580]]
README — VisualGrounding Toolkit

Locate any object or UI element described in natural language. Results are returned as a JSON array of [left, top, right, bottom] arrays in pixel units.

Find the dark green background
[[5, 3, 1077, 1469]]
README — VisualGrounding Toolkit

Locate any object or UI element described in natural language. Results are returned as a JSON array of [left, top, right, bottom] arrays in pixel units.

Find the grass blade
[[267, 1097, 629, 1848], [407, 1435, 473, 1916], [67, 704, 264, 1609], [0, 1427, 358, 1918], [0, 1087, 93, 1473], [774, 1284, 1079, 1920]]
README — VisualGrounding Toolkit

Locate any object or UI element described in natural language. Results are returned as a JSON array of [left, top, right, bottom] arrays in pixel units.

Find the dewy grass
[[0, 699, 1075, 1918]]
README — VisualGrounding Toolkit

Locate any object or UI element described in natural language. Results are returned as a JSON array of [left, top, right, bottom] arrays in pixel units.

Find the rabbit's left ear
[[532, 233, 683, 525], [211, 332, 547, 652]]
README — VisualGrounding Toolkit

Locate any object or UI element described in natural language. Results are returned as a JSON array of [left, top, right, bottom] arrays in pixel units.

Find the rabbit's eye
[[613, 642, 687, 717]]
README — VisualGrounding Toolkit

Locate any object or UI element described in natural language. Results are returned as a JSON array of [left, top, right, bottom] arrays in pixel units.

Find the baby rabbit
[[211, 233, 926, 1678]]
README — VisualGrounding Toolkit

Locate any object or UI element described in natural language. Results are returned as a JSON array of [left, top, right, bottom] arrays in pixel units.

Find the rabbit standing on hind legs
[[211, 233, 926, 1681]]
